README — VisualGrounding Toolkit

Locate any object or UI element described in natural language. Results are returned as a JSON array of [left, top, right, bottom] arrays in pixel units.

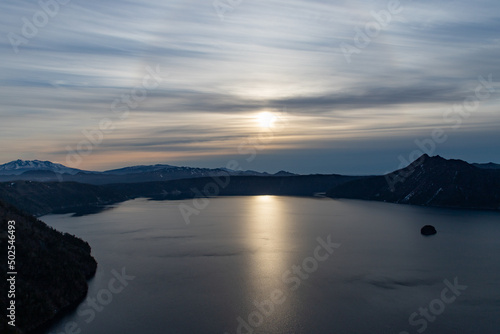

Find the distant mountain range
[[327, 154, 500, 211], [472, 162, 500, 170], [0, 155, 499, 216], [1, 154, 497, 333], [0, 159, 84, 175], [0, 160, 296, 185]]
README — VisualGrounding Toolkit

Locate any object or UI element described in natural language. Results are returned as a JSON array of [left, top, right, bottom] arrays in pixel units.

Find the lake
[[42, 196, 500, 334]]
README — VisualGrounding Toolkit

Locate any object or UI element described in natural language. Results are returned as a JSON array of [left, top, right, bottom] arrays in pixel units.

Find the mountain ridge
[[473, 162, 500, 170], [0, 160, 84, 176], [327, 154, 500, 211], [0, 174, 359, 217], [0, 160, 297, 184], [1, 156, 499, 214]]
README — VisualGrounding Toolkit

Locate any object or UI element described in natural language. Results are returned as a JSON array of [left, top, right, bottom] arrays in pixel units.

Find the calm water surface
[[42, 196, 500, 334]]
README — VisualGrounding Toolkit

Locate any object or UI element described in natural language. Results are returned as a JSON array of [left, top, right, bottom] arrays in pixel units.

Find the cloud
[[0, 0, 499, 172]]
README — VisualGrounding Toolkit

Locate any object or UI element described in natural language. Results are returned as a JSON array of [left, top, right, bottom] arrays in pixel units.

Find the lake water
[[42, 196, 500, 334]]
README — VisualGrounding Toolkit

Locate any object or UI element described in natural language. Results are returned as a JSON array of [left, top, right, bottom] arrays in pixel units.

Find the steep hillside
[[327, 154, 500, 211], [0, 200, 97, 333], [0, 181, 129, 216]]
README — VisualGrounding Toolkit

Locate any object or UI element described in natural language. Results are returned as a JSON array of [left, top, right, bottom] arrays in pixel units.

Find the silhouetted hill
[[327, 155, 500, 211], [0, 174, 358, 216], [0, 200, 97, 334], [0, 181, 130, 216], [473, 162, 500, 170]]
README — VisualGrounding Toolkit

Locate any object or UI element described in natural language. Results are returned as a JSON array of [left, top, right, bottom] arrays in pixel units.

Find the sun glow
[[256, 112, 278, 128]]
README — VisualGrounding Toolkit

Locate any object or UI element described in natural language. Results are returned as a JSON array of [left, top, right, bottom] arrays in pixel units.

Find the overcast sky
[[1, 0, 499, 174]]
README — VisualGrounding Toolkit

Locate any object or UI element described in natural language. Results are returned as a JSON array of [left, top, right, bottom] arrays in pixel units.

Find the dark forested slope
[[327, 155, 500, 211], [0, 200, 97, 333]]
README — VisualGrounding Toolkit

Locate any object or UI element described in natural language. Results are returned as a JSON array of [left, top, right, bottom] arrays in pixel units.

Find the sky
[[0, 0, 499, 175]]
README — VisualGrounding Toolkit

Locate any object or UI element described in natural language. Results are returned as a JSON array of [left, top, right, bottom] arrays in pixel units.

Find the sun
[[256, 112, 278, 128]]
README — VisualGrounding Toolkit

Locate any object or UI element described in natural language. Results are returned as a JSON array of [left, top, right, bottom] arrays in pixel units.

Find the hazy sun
[[256, 112, 277, 128]]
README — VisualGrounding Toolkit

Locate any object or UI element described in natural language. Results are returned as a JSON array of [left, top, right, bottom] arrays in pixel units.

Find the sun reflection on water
[[246, 196, 290, 297]]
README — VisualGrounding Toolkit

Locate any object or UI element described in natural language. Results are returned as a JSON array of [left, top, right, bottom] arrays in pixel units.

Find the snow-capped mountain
[[0, 159, 297, 184], [0, 160, 84, 175]]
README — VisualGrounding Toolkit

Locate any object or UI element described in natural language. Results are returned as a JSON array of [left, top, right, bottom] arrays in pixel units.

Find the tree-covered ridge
[[0, 200, 97, 334]]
